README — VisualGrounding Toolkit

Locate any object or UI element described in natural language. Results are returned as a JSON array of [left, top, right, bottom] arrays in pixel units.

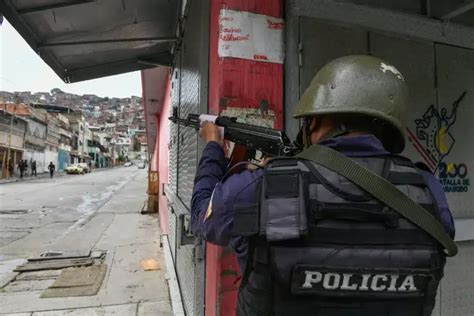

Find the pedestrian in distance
[[18, 160, 25, 179], [8, 159, 14, 178], [191, 55, 456, 316], [48, 161, 55, 178], [31, 160, 37, 177], [23, 160, 28, 173]]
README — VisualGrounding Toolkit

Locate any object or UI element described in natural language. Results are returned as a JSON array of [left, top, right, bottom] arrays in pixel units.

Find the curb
[[162, 234, 185, 316]]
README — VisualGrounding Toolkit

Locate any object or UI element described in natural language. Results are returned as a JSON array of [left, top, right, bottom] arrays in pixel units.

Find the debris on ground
[[140, 258, 160, 271], [40, 264, 107, 298], [14, 257, 94, 272], [1, 250, 109, 299], [29, 250, 91, 261]]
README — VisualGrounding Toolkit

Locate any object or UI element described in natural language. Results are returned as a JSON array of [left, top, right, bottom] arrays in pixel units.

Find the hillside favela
[[0, 89, 146, 178]]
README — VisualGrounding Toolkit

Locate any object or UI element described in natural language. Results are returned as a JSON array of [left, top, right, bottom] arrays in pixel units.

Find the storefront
[[145, 1, 474, 315], [58, 148, 70, 171], [0, 146, 23, 178]]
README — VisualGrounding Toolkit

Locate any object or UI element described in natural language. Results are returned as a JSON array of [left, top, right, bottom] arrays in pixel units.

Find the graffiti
[[407, 91, 469, 193], [438, 162, 469, 193]]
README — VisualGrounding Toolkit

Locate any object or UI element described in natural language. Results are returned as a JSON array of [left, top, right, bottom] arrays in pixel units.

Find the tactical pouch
[[234, 203, 260, 237], [259, 159, 309, 241]]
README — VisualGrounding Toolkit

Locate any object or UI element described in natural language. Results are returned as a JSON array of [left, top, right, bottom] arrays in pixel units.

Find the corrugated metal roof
[[0, 0, 180, 83]]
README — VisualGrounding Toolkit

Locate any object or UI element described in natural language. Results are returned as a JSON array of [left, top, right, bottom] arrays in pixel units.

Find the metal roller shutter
[[170, 0, 209, 314]]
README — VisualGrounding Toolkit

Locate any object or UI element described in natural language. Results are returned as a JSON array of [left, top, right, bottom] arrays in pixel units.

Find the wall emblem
[[406, 91, 469, 192]]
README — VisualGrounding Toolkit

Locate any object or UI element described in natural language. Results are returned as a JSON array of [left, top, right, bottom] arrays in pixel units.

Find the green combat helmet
[[293, 55, 409, 153]]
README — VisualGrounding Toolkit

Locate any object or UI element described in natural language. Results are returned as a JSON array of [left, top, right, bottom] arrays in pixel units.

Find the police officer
[[191, 55, 455, 315]]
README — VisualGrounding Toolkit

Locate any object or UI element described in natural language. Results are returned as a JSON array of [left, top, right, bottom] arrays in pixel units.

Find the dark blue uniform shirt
[[191, 135, 455, 271]]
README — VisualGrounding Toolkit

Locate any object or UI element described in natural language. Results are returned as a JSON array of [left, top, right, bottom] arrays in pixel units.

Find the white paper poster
[[218, 9, 284, 64]]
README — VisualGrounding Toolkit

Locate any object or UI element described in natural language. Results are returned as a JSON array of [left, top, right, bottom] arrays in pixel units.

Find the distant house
[[56, 114, 72, 171], [0, 104, 28, 177], [20, 106, 48, 172]]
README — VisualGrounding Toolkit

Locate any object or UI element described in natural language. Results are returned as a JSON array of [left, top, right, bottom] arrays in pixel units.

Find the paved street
[[0, 167, 172, 315]]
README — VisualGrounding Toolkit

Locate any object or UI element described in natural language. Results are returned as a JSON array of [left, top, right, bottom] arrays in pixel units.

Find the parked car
[[78, 163, 90, 173], [124, 161, 133, 167], [65, 164, 84, 174], [138, 162, 146, 169]]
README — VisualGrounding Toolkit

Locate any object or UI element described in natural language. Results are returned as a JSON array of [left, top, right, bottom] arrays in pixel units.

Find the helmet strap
[[302, 118, 313, 148]]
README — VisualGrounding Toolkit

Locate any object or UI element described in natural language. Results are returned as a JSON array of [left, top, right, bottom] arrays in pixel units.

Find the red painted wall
[[209, 1, 283, 129], [207, 1, 283, 315]]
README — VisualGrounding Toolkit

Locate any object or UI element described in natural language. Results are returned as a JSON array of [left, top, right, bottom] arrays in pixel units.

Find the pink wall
[[151, 122, 160, 173], [157, 71, 172, 234], [141, 67, 171, 234]]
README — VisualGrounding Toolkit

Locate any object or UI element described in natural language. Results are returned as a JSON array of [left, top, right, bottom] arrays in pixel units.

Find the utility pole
[[6, 95, 19, 178], [0, 95, 8, 178]]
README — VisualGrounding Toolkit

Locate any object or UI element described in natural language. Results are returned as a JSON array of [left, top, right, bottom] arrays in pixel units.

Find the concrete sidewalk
[[0, 171, 173, 315]]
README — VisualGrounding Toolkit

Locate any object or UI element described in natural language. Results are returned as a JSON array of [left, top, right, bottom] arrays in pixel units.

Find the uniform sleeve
[[191, 141, 227, 236], [191, 142, 263, 246], [419, 170, 456, 238]]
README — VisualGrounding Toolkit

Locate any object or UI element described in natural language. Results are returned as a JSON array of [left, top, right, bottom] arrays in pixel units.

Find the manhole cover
[[0, 209, 29, 214]]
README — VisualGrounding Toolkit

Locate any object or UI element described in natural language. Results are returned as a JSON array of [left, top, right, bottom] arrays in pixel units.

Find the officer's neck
[[311, 124, 369, 144]]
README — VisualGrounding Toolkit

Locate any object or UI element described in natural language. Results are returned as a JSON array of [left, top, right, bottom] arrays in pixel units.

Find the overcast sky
[[0, 19, 142, 98]]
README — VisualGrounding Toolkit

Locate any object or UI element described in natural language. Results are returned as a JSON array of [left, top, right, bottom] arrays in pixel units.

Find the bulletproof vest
[[234, 155, 446, 316]]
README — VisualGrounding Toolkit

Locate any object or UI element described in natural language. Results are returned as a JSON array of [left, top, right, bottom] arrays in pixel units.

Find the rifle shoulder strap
[[296, 144, 458, 257]]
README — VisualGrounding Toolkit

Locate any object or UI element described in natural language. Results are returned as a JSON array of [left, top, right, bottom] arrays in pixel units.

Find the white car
[[78, 163, 90, 173], [138, 162, 146, 169], [65, 164, 84, 174], [124, 162, 133, 167]]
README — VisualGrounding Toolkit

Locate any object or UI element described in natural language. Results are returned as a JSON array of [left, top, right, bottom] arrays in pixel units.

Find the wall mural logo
[[406, 91, 469, 193]]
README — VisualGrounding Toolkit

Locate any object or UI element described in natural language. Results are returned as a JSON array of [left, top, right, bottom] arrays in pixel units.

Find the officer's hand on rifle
[[259, 156, 273, 167], [246, 156, 273, 171], [199, 122, 224, 147]]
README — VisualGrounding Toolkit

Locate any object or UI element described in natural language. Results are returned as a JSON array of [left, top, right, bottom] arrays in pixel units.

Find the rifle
[[169, 107, 301, 164]]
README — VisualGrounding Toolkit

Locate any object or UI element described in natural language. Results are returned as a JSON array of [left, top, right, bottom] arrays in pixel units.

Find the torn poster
[[218, 9, 284, 64]]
